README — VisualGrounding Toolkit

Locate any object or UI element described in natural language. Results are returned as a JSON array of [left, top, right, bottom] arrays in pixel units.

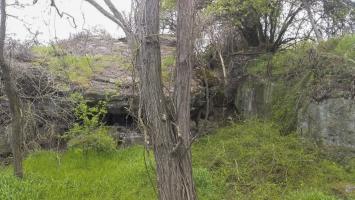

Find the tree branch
[[49, 0, 77, 28], [103, 0, 131, 34], [85, 0, 131, 35]]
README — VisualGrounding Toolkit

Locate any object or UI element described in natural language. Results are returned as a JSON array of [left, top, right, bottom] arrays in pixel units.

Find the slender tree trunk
[[303, 1, 323, 42], [217, 49, 227, 86], [0, 0, 24, 178], [173, 0, 197, 198]]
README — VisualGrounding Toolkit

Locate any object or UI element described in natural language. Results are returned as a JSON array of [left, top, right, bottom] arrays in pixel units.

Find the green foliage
[[70, 93, 107, 133], [1, 121, 353, 199], [323, 0, 355, 28], [32, 45, 57, 57], [334, 34, 355, 59], [68, 129, 116, 154], [161, 0, 176, 11], [246, 36, 355, 133], [66, 93, 115, 154], [207, 0, 280, 26]]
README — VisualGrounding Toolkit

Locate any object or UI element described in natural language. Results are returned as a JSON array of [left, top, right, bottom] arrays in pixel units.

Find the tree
[[83, 0, 197, 199], [302, 0, 323, 42], [312, 0, 355, 36], [0, 0, 23, 178], [209, 0, 304, 52], [174, 0, 196, 198]]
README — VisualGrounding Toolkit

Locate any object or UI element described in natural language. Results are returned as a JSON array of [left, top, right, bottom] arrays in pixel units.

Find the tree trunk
[[0, 0, 23, 178], [303, 1, 323, 42], [174, 0, 197, 198], [85, 0, 197, 198], [137, 0, 197, 199]]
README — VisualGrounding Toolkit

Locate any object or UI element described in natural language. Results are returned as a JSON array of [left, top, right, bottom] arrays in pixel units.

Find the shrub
[[66, 93, 115, 154], [68, 129, 116, 154]]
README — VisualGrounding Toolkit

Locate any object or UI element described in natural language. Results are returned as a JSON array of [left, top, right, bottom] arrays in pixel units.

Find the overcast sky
[[6, 0, 355, 43], [7, 0, 131, 42]]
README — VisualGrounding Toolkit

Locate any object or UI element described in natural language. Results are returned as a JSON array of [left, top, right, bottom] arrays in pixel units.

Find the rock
[[331, 182, 355, 198], [232, 74, 355, 149], [107, 126, 144, 147], [345, 185, 355, 193], [0, 128, 10, 155], [234, 76, 273, 118], [298, 98, 355, 148]]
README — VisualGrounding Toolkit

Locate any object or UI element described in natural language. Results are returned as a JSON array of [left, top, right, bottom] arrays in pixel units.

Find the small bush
[[66, 93, 115, 154], [68, 130, 116, 154]]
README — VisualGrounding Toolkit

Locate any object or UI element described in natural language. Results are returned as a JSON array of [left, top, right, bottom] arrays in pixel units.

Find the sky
[[7, 0, 131, 42], [7, 0, 355, 42]]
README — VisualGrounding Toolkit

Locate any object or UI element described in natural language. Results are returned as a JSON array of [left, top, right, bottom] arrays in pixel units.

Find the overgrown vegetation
[[1, 120, 354, 199], [65, 93, 116, 154], [32, 46, 130, 87], [193, 120, 355, 200], [245, 35, 355, 133]]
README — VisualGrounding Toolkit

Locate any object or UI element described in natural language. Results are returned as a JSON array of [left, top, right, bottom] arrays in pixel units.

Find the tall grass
[[1, 120, 354, 199]]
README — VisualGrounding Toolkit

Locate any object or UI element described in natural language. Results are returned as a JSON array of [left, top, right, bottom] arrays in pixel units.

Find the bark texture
[[138, 0, 196, 199], [0, 0, 23, 178], [85, 0, 197, 199]]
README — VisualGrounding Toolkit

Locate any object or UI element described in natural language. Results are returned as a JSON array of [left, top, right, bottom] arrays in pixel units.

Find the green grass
[[161, 55, 175, 82], [1, 120, 354, 200], [31, 46, 131, 87], [193, 120, 355, 200], [1, 147, 157, 200]]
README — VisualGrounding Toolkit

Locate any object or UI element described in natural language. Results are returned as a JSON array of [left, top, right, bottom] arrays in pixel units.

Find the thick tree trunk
[[0, 0, 23, 178], [137, 0, 197, 199], [85, 0, 197, 198]]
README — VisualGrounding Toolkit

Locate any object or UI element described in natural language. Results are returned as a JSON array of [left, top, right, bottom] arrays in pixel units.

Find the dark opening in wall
[[103, 112, 135, 128]]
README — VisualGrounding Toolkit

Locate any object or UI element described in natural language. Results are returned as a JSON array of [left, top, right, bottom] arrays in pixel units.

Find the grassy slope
[[1, 120, 354, 200], [32, 46, 131, 88]]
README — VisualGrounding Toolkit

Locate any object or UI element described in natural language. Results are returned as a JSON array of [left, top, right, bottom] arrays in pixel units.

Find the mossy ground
[[31, 46, 131, 87], [1, 120, 354, 200]]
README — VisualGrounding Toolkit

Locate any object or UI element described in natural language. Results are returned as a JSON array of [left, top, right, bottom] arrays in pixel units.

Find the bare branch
[[84, 0, 131, 35], [49, 0, 77, 28], [103, 0, 131, 33]]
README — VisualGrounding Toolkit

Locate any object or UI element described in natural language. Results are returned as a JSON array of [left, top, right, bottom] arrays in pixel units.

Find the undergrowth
[[1, 120, 354, 200], [245, 35, 355, 133]]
